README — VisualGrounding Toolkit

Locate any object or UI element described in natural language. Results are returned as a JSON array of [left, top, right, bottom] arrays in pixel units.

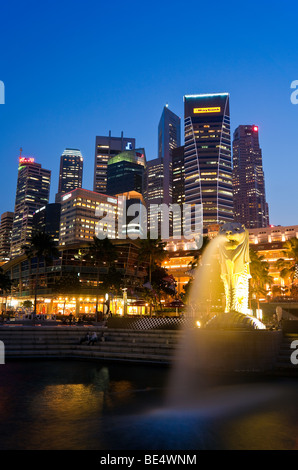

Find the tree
[[138, 237, 168, 315], [23, 231, 59, 318], [150, 266, 177, 312], [276, 238, 298, 295], [0, 267, 12, 312], [52, 273, 81, 315], [249, 248, 272, 309], [138, 237, 168, 284], [86, 237, 118, 318]]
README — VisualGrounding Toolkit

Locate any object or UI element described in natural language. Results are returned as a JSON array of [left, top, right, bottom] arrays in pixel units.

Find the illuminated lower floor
[[0, 294, 150, 318]]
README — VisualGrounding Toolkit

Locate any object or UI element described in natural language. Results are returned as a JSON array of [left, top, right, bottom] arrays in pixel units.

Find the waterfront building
[[162, 225, 298, 300], [55, 148, 83, 203], [233, 125, 269, 228], [184, 93, 233, 228], [10, 155, 51, 258], [2, 239, 148, 316], [94, 131, 136, 194]]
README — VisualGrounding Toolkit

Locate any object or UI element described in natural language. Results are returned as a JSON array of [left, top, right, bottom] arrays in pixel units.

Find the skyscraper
[[232, 125, 269, 228], [184, 93, 233, 228], [158, 105, 181, 205], [59, 188, 118, 245], [172, 145, 185, 234], [55, 148, 83, 203], [32, 203, 61, 245], [94, 131, 136, 194], [106, 148, 146, 196], [0, 211, 14, 263], [11, 155, 51, 258], [145, 157, 164, 236]]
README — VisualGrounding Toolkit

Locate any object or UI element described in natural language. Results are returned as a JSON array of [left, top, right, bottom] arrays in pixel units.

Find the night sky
[[0, 0, 297, 226]]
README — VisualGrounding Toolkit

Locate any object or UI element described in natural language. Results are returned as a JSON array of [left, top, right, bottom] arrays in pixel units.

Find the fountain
[[205, 222, 266, 330], [94, 223, 283, 450]]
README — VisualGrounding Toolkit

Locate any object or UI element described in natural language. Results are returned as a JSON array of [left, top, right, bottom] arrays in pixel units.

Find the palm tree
[[0, 267, 12, 315], [138, 237, 168, 315], [138, 237, 168, 285], [86, 237, 118, 319], [23, 231, 59, 319], [276, 238, 298, 294], [249, 248, 272, 309]]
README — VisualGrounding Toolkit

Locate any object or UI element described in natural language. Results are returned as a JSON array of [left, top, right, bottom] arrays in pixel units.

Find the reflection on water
[[0, 360, 298, 450]]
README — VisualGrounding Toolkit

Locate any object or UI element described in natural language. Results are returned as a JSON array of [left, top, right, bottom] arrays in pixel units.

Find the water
[[0, 360, 298, 450]]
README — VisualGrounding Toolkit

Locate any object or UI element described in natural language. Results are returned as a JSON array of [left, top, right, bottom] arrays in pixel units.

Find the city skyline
[[0, 0, 297, 227]]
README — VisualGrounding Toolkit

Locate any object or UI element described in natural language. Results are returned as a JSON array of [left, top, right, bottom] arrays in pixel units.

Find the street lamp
[[122, 288, 127, 316]]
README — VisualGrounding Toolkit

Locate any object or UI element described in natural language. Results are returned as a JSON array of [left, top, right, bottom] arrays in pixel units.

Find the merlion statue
[[218, 222, 251, 315]]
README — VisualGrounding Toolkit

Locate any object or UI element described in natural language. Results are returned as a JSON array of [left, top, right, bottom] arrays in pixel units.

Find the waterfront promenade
[[0, 322, 297, 375]]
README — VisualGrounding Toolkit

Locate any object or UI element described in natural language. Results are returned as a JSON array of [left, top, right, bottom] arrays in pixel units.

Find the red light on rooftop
[[19, 157, 35, 164], [253, 126, 258, 132]]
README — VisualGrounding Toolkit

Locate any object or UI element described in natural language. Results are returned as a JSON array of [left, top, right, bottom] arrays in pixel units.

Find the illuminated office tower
[[59, 188, 118, 245], [55, 148, 83, 203], [94, 131, 136, 194], [145, 157, 164, 235], [233, 125, 269, 228], [107, 148, 146, 196], [172, 146, 185, 234], [158, 105, 181, 205], [184, 93, 233, 228], [11, 155, 51, 258], [33, 203, 61, 245], [0, 211, 14, 263]]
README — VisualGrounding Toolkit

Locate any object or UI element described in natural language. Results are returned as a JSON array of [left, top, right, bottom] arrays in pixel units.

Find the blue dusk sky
[[0, 0, 297, 226]]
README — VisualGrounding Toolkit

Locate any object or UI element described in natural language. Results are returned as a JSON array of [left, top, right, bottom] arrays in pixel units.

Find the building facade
[[172, 145, 185, 235], [0, 211, 14, 264], [94, 131, 136, 194], [106, 148, 146, 196], [32, 203, 61, 245], [11, 156, 51, 258], [3, 239, 148, 316], [59, 188, 118, 246], [55, 148, 83, 203], [232, 125, 269, 228], [184, 93, 233, 229], [158, 105, 181, 206]]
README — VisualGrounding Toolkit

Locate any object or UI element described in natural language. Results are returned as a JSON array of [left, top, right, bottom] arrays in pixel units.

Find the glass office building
[[94, 132, 136, 194], [55, 148, 83, 203], [11, 156, 51, 258], [184, 93, 233, 228], [233, 125, 269, 228]]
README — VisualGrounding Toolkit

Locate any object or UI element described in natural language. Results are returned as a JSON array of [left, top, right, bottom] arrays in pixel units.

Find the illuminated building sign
[[107, 197, 117, 204], [62, 193, 72, 201], [19, 157, 35, 164], [193, 107, 221, 114]]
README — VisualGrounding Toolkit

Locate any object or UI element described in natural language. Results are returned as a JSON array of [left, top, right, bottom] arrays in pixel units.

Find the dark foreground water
[[0, 360, 298, 450]]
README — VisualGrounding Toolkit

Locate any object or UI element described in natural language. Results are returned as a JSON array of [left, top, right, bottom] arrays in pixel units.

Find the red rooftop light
[[253, 126, 258, 132]]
